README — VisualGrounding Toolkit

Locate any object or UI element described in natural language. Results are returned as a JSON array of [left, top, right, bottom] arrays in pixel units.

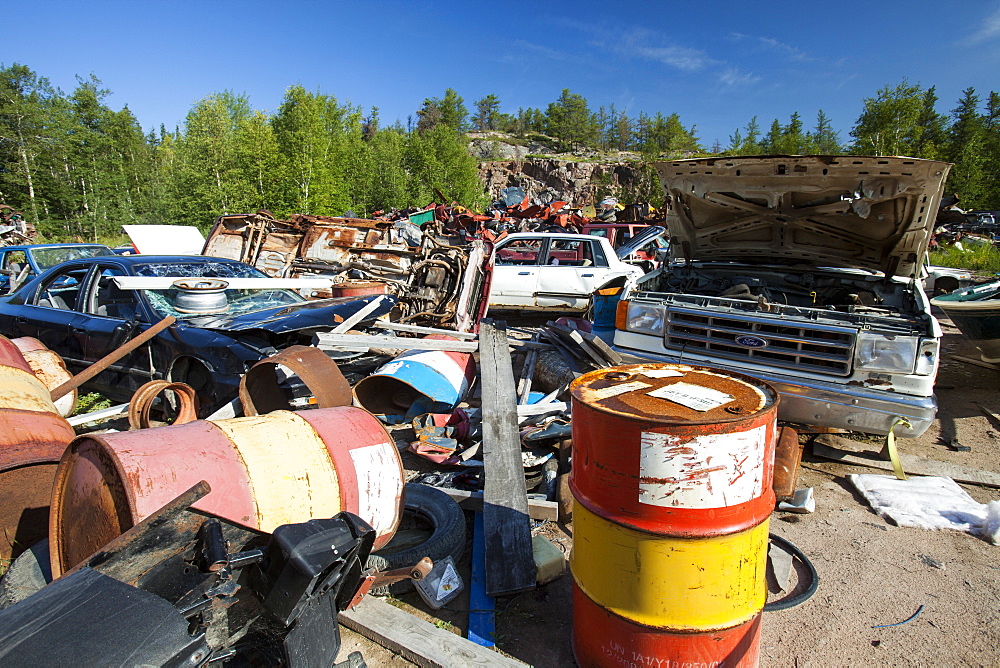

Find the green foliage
[[4, 62, 1000, 231], [929, 243, 1000, 273], [545, 89, 599, 149], [73, 391, 113, 416]]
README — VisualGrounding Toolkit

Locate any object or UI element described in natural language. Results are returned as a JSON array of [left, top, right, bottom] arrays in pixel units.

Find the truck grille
[[665, 306, 855, 376]]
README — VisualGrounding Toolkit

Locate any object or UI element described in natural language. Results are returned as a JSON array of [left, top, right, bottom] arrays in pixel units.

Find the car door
[[8, 264, 94, 374], [535, 238, 612, 310], [491, 237, 544, 307], [78, 262, 156, 397]]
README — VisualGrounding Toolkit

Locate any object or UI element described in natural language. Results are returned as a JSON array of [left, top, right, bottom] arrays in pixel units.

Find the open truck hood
[[655, 156, 951, 277]]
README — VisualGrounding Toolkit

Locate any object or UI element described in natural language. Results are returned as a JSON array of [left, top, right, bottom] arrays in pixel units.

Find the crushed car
[[202, 211, 492, 332], [0, 254, 394, 414], [614, 155, 951, 437]]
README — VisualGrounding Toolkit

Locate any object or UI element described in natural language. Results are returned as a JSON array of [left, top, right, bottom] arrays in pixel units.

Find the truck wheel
[[365, 483, 466, 596]]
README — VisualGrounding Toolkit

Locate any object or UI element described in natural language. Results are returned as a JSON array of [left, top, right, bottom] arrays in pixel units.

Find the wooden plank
[[376, 320, 478, 340], [577, 328, 623, 365], [439, 488, 559, 522], [66, 402, 129, 427], [478, 319, 537, 596], [330, 295, 387, 334], [549, 323, 608, 368], [516, 333, 540, 405], [540, 330, 586, 371], [339, 596, 525, 668], [314, 332, 480, 352], [812, 434, 1000, 488]]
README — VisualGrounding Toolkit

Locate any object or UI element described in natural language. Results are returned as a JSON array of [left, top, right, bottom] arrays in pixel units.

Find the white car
[[489, 232, 644, 311]]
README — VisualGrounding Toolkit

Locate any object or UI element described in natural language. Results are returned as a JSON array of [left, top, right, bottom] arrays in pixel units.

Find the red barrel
[[0, 335, 77, 563], [569, 363, 778, 667], [50, 406, 404, 575]]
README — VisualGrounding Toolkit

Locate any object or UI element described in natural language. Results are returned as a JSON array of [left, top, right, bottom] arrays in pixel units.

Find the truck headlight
[[625, 302, 666, 336], [855, 333, 919, 374]]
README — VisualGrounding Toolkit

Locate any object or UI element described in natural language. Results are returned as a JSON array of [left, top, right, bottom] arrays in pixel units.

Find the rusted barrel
[[569, 363, 778, 667], [12, 337, 77, 417], [0, 335, 77, 563], [353, 335, 475, 415], [327, 280, 389, 298], [49, 406, 404, 575]]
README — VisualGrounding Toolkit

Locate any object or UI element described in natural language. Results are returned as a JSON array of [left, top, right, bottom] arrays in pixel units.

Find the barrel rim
[[570, 362, 780, 426]]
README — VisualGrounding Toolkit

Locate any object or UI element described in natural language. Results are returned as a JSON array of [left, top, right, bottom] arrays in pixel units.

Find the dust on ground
[[338, 308, 1000, 667]]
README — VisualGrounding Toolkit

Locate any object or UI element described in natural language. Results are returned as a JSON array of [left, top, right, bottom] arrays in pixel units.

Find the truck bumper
[[614, 346, 936, 438]]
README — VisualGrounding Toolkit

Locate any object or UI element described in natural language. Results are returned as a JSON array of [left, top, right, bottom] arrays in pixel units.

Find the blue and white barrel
[[353, 335, 476, 416]]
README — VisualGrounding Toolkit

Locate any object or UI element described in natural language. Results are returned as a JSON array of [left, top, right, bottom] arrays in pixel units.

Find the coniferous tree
[[945, 87, 986, 207]]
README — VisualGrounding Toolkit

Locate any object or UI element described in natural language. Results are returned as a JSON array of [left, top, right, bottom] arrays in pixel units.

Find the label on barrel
[[638, 425, 766, 508], [350, 441, 402, 535]]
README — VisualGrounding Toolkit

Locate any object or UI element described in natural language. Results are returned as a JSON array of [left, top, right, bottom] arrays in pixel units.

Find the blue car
[[0, 243, 115, 294], [0, 255, 395, 413]]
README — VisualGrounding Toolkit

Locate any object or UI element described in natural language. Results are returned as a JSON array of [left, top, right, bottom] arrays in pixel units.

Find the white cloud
[[728, 32, 813, 62], [969, 6, 1000, 43], [609, 28, 716, 72], [718, 67, 762, 87]]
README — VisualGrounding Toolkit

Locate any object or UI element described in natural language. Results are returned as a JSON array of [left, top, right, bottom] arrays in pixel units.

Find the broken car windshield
[[134, 261, 305, 319]]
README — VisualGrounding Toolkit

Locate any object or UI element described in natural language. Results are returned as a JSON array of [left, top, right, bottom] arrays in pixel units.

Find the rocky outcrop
[[477, 159, 650, 207]]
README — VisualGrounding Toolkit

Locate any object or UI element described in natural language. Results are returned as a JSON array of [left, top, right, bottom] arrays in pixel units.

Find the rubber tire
[[366, 483, 466, 596], [0, 539, 52, 609]]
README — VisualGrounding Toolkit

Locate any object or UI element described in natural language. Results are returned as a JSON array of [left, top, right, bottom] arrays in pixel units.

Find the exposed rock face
[[477, 159, 649, 207]]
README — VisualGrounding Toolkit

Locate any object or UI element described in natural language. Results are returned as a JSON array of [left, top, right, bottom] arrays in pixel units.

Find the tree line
[[1, 62, 998, 243]]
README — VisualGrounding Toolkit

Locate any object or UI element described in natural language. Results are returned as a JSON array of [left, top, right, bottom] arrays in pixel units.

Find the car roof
[[1, 243, 111, 252], [501, 232, 605, 242], [58, 254, 243, 265]]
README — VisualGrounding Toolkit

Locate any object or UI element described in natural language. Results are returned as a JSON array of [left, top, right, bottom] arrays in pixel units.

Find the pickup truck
[[614, 155, 951, 437], [490, 232, 644, 312]]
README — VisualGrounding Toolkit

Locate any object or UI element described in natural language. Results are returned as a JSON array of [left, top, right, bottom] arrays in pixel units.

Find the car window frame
[[31, 263, 94, 311]]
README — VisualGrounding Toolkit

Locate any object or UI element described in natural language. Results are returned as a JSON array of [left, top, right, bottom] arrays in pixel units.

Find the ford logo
[[735, 335, 768, 348]]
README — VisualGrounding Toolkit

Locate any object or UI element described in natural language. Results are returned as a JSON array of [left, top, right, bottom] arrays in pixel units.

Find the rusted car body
[[203, 212, 492, 332]]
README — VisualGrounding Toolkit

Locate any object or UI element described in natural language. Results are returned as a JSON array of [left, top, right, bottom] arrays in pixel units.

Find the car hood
[[655, 156, 951, 277], [177, 294, 397, 334]]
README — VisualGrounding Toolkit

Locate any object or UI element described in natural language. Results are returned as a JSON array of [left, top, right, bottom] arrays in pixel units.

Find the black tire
[[366, 483, 466, 596], [0, 539, 52, 609]]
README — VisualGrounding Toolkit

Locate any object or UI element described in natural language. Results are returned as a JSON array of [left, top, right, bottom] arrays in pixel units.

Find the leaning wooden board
[[339, 596, 526, 667], [479, 319, 538, 596], [812, 434, 1000, 487]]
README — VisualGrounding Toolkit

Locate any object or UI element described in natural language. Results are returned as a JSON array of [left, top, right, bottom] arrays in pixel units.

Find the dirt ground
[[336, 307, 1000, 667]]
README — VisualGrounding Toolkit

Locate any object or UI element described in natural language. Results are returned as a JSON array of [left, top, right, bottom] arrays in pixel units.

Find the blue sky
[[5, 0, 1000, 148]]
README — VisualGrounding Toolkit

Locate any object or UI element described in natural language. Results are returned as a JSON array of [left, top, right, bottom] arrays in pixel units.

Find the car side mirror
[[109, 320, 140, 350]]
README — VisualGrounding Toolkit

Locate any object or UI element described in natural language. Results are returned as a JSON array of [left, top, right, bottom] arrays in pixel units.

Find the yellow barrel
[[569, 363, 778, 667]]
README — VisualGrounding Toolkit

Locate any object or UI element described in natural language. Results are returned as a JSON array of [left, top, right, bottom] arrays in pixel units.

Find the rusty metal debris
[[239, 345, 353, 416], [127, 379, 199, 430], [203, 211, 493, 331]]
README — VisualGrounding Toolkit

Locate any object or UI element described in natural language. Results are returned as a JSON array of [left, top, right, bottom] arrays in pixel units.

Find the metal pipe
[[50, 316, 175, 401]]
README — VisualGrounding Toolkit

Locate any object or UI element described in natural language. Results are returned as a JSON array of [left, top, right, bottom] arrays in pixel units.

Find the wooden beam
[[478, 319, 537, 596], [375, 320, 478, 339], [330, 295, 387, 334], [314, 332, 480, 352], [339, 596, 526, 668]]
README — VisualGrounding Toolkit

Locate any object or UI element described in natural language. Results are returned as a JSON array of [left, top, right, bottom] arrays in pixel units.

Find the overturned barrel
[[569, 363, 778, 667], [49, 406, 404, 575], [353, 335, 475, 415], [0, 335, 76, 563]]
